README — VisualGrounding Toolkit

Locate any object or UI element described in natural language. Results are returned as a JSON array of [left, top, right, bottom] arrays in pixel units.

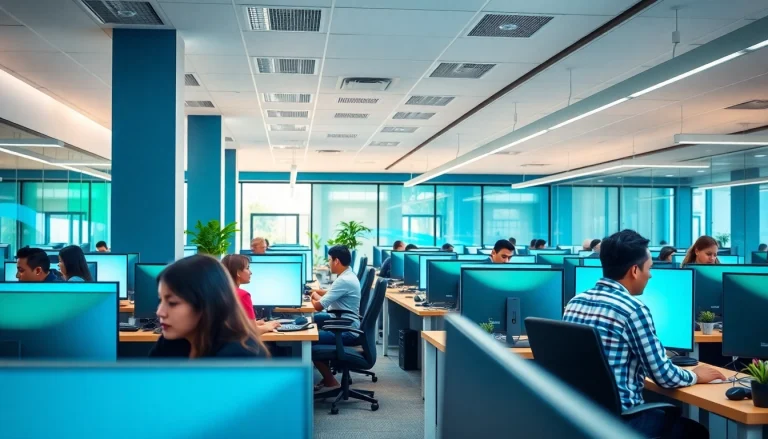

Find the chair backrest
[[356, 256, 368, 281], [358, 278, 387, 367], [525, 317, 622, 416], [358, 267, 375, 317]]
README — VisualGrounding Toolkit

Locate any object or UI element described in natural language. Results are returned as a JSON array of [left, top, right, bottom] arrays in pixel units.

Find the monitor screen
[[581, 258, 602, 267], [5, 261, 96, 281], [689, 264, 768, 314], [464, 246, 481, 255], [372, 246, 382, 268], [722, 273, 768, 358], [134, 264, 166, 320], [390, 251, 406, 280], [0, 362, 311, 438], [574, 267, 693, 351], [381, 249, 392, 263], [528, 249, 569, 256], [418, 254, 457, 290], [250, 254, 305, 284], [478, 249, 493, 255], [460, 268, 563, 336], [126, 253, 140, 292], [268, 249, 312, 282], [84, 254, 128, 299], [0, 282, 118, 360], [509, 256, 537, 264], [535, 254, 575, 267], [243, 262, 302, 307], [404, 252, 452, 286], [562, 257, 582, 304], [717, 255, 739, 264], [751, 252, 768, 265]]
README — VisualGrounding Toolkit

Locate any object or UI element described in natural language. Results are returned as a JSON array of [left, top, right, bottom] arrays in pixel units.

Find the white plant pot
[[700, 322, 715, 335]]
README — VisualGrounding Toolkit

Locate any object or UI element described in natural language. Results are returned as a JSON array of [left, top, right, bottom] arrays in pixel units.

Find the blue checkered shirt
[[563, 278, 696, 411]]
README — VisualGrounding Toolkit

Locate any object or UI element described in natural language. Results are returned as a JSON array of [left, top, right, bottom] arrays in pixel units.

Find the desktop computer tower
[[399, 329, 418, 370]]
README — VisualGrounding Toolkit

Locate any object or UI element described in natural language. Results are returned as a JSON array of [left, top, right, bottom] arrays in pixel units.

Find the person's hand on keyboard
[[264, 320, 281, 331]]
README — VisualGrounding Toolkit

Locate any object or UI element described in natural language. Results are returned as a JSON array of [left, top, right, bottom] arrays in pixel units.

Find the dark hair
[[659, 240, 668, 246], [682, 236, 719, 267], [535, 239, 546, 248], [530, 239, 537, 247], [59, 245, 93, 281], [441, 243, 454, 252], [758, 243, 767, 252], [405, 244, 418, 251], [328, 245, 352, 266], [589, 239, 601, 250], [658, 246, 676, 262], [264, 238, 270, 247], [392, 240, 404, 250], [508, 237, 516, 245], [600, 230, 650, 281], [16, 247, 50, 273], [493, 239, 515, 253], [95, 241, 108, 249], [159, 255, 267, 358], [221, 254, 250, 284]]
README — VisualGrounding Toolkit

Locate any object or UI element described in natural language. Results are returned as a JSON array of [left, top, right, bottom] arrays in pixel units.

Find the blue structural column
[[675, 187, 693, 249], [186, 116, 224, 244], [225, 149, 237, 254], [731, 169, 761, 256], [112, 30, 184, 263]]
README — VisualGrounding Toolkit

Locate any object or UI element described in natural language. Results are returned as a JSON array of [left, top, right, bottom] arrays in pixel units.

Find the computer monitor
[[250, 254, 306, 284], [562, 257, 582, 304], [689, 264, 768, 315], [0, 282, 118, 360], [574, 267, 693, 351], [184, 246, 197, 257], [464, 246, 481, 255], [478, 249, 493, 255], [134, 263, 166, 320], [390, 251, 406, 280], [381, 249, 392, 263], [722, 273, 768, 358], [460, 267, 563, 340], [536, 253, 577, 267], [372, 246, 383, 268], [751, 251, 768, 265], [717, 255, 739, 264], [267, 248, 312, 282], [509, 255, 537, 264], [418, 254, 457, 290], [450, 244, 465, 254], [578, 250, 593, 257], [126, 253, 140, 292], [243, 262, 302, 307], [404, 252, 453, 286], [84, 254, 128, 299], [0, 361, 311, 438], [528, 249, 569, 256], [0, 244, 9, 260], [4, 261, 96, 281], [581, 258, 602, 267], [441, 315, 643, 439], [457, 254, 490, 262]]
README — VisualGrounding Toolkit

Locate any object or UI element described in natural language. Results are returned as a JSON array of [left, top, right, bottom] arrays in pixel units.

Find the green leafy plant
[[308, 232, 325, 267], [744, 359, 768, 385], [185, 220, 239, 257], [715, 232, 730, 247], [326, 220, 371, 250], [698, 311, 716, 323], [479, 319, 495, 334]]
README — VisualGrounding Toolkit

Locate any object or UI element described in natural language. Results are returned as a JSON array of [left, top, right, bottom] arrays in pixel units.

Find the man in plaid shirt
[[564, 230, 724, 437]]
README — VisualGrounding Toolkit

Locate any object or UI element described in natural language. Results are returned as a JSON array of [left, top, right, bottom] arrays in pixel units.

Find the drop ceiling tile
[[0, 26, 56, 52], [334, 0, 485, 10], [199, 74, 254, 92], [244, 33, 327, 58], [179, 31, 245, 56], [209, 91, 261, 109], [20, 67, 110, 90], [0, 52, 77, 72], [187, 55, 251, 74], [253, 75, 318, 93], [67, 52, 111, 73], [319, 76, 419, 94], [326, 34, 453, 60], [322, 58, 433, 79], [159, 2, 239, 32], [640, 0, 768, 20], [234, 0, 333, 5], [485, 0, 637, 15], [411, 78, 510, 97], [330, 8, 475, 37]]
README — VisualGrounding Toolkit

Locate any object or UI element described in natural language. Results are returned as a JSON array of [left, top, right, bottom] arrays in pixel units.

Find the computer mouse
[[294, 316, 308, 325], [413, 294, 424, 303], [725, 387, 752, 401]]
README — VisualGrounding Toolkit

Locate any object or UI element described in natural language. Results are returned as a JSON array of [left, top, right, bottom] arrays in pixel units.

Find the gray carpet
[[313, 347, 424, 439]]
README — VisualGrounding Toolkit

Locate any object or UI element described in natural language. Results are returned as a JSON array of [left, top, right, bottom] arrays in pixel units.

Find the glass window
[[620, 187, 674, 246], [0, 182, 19, 254], [761, 184, 768, 247], [482, 186, 548, 246], [312, 184, 378, 264], [553, 186, 618, 246], [20, 182, 90, 248], [692, 188, 707, 243], [379, 185, 435, 247], [435, 186, 481, 246], [240, 183, 311, 249], [710, 187, 731, 245]]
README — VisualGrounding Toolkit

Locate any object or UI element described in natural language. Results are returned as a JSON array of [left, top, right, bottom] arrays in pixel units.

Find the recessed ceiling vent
[[255, 57, 317, 74], [327, 133, 358, 139], [340, 77, 391, 91], [393, 112, 435, 120], [520, 163, 550, 167], [430, 63, 495, 79], [185, 100, 215, 108], [263, 93, 312, 103], [382, 127, 418, 133], [82, 1, 164, 25], [184, 74, 200, 87], [334, 113, 369, 119], [369, 141, 400, 147], [726, 100, 768, 110], [338, 97, 380, 104], [267, 110, 309, 118], [494, 151, 520, 156], [469, 14, 553, 38], [245, 7, 321, 32], [269, 124, 307, 132], [316, 149, 341, 154], [225, 137, 234, 142], [406, 95, 454, 106]]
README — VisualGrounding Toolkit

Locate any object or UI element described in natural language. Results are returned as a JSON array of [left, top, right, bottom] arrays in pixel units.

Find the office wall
[[312, 184, 377, 264], [552, 186, 619, 246], [620, 187, 674, 246]]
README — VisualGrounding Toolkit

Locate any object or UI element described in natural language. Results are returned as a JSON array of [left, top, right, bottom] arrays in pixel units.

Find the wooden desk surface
[[694, 330, 723, 343], [119, 325, 319, 343], [385, 289, 450, 317], [274, 301, 315, 313], [645, 364, 768, 425], [421, 330, 533, 359], [119, 300, 134, 313]]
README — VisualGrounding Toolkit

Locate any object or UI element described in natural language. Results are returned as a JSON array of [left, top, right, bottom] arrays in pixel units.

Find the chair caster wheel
[[372, 376, 378, 383], [331, 406, 339, 415], [371, 403, 379, 411]]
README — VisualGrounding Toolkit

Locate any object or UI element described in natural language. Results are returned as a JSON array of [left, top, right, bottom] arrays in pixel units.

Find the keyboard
[[276, 323, 312, 333], [119, 323, 139, 332]]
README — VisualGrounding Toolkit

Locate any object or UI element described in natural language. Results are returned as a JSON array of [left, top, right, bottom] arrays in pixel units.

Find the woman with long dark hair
[[681, 236, 719, 267], [658, 246, 676, 262], [149, 255, 269, 358], [58, 245, 92, 281]]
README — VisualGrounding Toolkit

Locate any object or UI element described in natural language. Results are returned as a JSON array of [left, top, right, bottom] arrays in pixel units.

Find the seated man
[[440, 243, 454, 252], [16, 247, 62, 282], [311, 245, 361, 391], [379, 240, 405, 278], [95, 241, 110, 252], [250, 237, 267, 255], [759, 243, 767, 252], [490, 239, 514, 263], [563, 229, 724, 438]]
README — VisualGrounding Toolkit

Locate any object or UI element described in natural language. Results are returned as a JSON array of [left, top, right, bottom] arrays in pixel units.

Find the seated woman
[[658, 246, 676, 262], [149, 254, 269, 358], [58, 245, 93, 282], [221, 254, 281, 336], [681, 236, 719, 267]]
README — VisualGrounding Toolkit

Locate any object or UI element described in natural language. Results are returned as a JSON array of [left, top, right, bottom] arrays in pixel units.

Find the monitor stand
[[506, 297, 530, 348]]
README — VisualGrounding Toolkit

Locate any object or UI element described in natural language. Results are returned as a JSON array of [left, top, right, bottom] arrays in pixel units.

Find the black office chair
[[356, 256, 368, 282], [525, 318, 705, 438], [313, 277, 386, 414]]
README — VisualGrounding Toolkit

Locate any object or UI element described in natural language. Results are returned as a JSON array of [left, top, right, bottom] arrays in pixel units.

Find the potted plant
[[697, 311, 716, 335], [715, 232, 730, 247], [308, 232, 325, 268], [479, 319, 495, 334], [743, 359, 768, 408], [327, 220, 371, 250], [185, 220, 238, 258]]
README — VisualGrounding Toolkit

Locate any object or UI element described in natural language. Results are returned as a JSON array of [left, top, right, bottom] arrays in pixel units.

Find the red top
[[236, 288, 256, 319]]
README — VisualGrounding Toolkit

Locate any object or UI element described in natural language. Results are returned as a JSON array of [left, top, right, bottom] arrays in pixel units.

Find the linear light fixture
[[0, 138, 64, 148], [673, 134, 768, 146], [511, 163, 710, 189], [289, 164, 298, 188], [54, 162, 112, 167], [0, 147, 111, 181], [549, 98, 629, 130], [696, 176, 768, 190]]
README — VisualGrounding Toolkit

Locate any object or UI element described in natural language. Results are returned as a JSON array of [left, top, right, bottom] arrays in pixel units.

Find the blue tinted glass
[[419, 254, 457, 290], [250, 254, 305, 283], [84, 254, 128, 299], [689, 264, 768, 314], [722, 273, 768, 358], [134, 264, 165, 320], [0, 363, 309, 438], [244, 262, 302, 307]]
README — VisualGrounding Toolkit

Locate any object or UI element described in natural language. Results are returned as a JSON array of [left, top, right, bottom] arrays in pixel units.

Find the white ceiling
[[0, 0, 766, 177]]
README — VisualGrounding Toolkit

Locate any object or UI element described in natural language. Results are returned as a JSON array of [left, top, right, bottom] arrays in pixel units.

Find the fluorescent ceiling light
[[55, 162, 112, 167], [696, 176, 768, 190], [511, 164, 709, 189], [549, 98, 629, 130], [0, 147, 111, 181], [674, 134, 768, 146], [630, 51, 745, 98], [0, 138, 64, 148], [746, 39, 768, 51], [289, 164, 298, 188]]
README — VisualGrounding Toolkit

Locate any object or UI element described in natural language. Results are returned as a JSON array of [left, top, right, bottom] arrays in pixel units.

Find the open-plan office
[[1, 1, 768, 438]]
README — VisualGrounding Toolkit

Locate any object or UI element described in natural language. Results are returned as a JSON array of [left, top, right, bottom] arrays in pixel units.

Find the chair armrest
[[320, 325, 364, 362], [327, 309, 360, 318], [622, 402, 681, 418], [318, 318, 353, 328]]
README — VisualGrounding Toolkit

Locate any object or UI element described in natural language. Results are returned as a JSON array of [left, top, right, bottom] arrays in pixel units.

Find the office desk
[[119, 300, 134, 313], [421, 330, 532, 439], [274, 301, 315, 314], [692, 330, 723, 360]]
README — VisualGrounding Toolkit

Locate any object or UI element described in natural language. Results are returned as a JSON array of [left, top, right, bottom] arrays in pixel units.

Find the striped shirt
[[563, 278, 696, 411]]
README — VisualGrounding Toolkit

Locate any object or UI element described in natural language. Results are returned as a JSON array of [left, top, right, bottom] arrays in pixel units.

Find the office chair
[[313, 277, 387, 414], [525, 318, 708, 438], [356, 256, 368, 282]]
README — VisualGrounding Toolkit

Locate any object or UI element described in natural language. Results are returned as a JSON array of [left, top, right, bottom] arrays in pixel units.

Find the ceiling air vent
[[268, 124, 307, 132], [338, 97, 380, 104], [316, 149, 341, 154], [267, 110, 309, 118], [494, 151, 520, 156], [255, 57, 316, 74], [382, 127, 418, 133], [262, 93, 312, 103], [225, 137, 234, 142], [245, 7, 321, 32], [469, 14, 553, 38], [726, 100, 768, 110], [185, 100, 215, 108], [327, 133, 358, 139], [334, 113, 369, 119], [369, 141, 400, 147], [520, 163, 550, 167], [82, 1, 164, 25], [430, 63, 495, 79], [406, 95, 454, 106], [184, 74, 200, 87], [340, 77, 391, 91], [393, 112, 435, 120]]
